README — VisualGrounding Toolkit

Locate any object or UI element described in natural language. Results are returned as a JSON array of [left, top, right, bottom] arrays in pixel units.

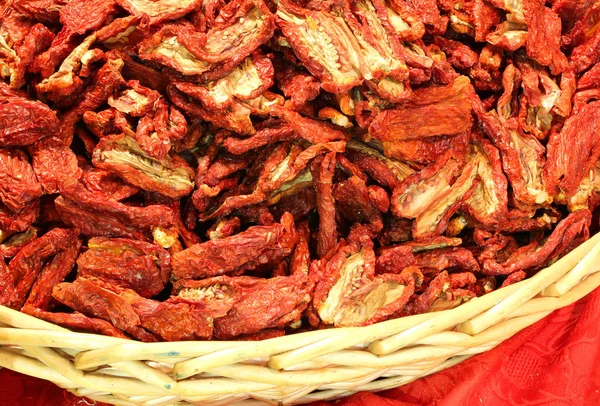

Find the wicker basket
[[1, 232, 599, 406]]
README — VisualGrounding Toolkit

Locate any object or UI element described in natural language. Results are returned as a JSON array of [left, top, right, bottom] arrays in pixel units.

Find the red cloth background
[[2, 287, 599, 406]]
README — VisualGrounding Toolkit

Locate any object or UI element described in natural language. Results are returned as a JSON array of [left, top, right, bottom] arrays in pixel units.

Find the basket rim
[[0, 231, 597, 355]]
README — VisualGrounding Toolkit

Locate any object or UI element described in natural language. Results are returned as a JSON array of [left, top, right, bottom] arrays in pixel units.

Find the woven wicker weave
[[1, 231, 599, 406]]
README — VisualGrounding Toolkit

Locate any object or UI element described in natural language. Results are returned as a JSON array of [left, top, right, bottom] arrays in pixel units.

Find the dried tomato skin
[[221, 123, 297, 155], [59, 57, 126, 145], [311, 153, 337, 259], [270, 106, 349, 144], [82, 108, 125, 138], [196, 151, 251, 189], [404, 0, 447, 35], [378, 217, 412, 246], [115, 0, 203, 25], [172, 212, 298, 280], [197, 141, 345, 221], [375, 244, 415, 275], [80, 167, 139, 201], [207, 217, 241, 241], [384, 135, 456, 166], [337, 155, 369, 183], [369, 76, 475, 142], [30, 27, 78, 78], [569, 29, 600, 73], [345, 140, 414, 186], [545, 101, 600, 199], [54, 197, 143, 240], [2, 228, 78, 310], [214, 271, 311, 339], [9, 23, 55, 89], [0, 228, 38, 259], [56, 182, 177, 238], [0, 84, 24, 100], [576, 62, 600, 92], [173, 274, 301, 340], [399, 270, 449, 316], [12, 0, 66, 24], [274, 57, 321, 109], [269, 184, 317, 221], [23, 236, 82, 311], [0, 258, 13, 307], [500, 271, 527, 288], [0, 200, 39, 235], [524, 1, 569, 75], [0, 149, 42, 213], [115, 288, 214, 341], [333, 175, 384, 234], [236, 329, 285, 340], [59, 0, 118, 35], [483, 209, 592, 275], [413, 247, 480, 274], [23, 306, 129, 339], [77, 237, 171, 298], [433, 37, 478, 70], [0, 96, 59, 147], [30, 137, 83, 195], [52, 277, 157, 341]]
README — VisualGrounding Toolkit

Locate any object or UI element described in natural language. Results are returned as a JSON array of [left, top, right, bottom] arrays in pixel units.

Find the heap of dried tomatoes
[[0, 0, 599, 341]]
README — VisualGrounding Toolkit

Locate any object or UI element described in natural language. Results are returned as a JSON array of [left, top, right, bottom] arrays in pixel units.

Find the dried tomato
[[52, 277, 157, 341], [24, 236, 81, 311], [59, 0, 118, 35], [213, 271, 311, 339], [1, 228, 78, 310], [369, 76, 475, 142], [172, 212, 298, 280], [0, 0, 598, 343], [30, 137, 82, 194], [0, 95, 59, 146], [92, 134, 194, 198], [545, 101, 600, 203], [77, 237, 171, 298], [523, 0, 569, 75], [13, 0, 67, 24], [311, 152, 337, 258], [0, 149, 42, 213], [56, 182, 177, 239], [482, 209, 592, 275]]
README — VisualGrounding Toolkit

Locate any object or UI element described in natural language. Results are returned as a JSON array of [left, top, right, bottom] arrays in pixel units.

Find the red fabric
[[2, 287, 599, 406]]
